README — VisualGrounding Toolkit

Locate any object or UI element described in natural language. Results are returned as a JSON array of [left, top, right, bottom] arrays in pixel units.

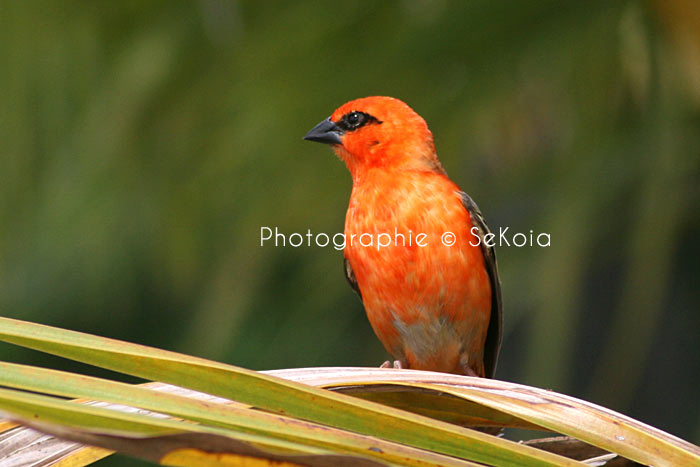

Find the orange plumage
[[305, 96, 502, 377]]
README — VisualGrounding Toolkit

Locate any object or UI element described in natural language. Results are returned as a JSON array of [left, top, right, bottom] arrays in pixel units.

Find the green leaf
[[0, 317, 577, 466], [0, 361, 479, 467]]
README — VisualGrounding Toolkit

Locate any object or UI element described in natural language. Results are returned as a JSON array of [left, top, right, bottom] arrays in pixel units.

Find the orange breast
[[344, 169, 492, 375]]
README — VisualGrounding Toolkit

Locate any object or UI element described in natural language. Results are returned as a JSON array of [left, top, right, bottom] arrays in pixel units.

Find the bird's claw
[[380, 360, 405, 369]]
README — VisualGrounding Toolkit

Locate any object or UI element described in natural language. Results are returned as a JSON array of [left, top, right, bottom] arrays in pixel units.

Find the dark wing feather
[[458, 192, 503, 378], [344, 257, 362, 300]]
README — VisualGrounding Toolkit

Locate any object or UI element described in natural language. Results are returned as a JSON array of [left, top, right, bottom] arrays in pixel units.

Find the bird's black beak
[[304, 117, 343, 145]]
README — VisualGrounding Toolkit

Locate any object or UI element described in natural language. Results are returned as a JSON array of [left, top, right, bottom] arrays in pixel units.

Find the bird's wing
[[344, 256, 362, 300], [458, 191, 503, 379]]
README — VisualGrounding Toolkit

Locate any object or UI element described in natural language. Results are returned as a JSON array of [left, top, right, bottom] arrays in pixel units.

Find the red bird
[[305, 97, 502, 377]]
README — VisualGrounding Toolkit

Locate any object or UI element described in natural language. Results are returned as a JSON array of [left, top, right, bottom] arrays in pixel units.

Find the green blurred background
[[1, 1, 699, 465]]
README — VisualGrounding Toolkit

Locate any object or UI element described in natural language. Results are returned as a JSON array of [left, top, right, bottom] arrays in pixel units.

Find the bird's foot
[[460, 363, 481, 377], [380, 359, 406, 369]]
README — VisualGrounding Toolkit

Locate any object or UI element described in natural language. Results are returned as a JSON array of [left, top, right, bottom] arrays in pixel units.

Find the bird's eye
[[346, 112, 363, 128], [337, 111, 381, 132]]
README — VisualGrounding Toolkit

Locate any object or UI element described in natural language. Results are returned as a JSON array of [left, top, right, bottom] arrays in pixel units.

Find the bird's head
[[304, 96, 444, 176]]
